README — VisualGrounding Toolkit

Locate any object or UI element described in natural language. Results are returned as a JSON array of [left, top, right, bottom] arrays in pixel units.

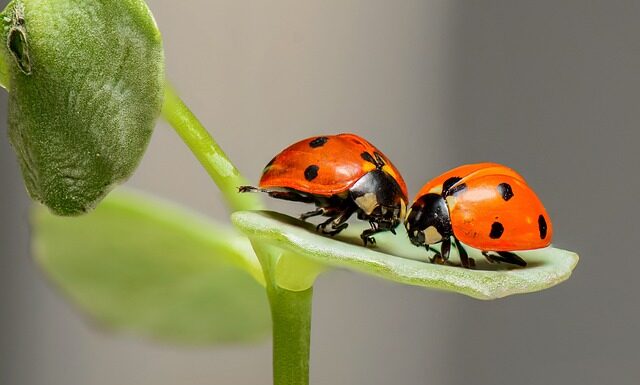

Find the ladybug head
[[349, 169, 407, 228], [405, 193, 453, 247]]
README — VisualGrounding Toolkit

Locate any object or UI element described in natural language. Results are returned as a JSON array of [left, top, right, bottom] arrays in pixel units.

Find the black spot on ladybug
[[442, 177, 462, 195], [304, 165, 319, 181], [538, 215, 548, 239], [497, 182, 514, 201], [361, 152, 376, 165], [489, 222, 504, 239], [309, 137, 329, 148]]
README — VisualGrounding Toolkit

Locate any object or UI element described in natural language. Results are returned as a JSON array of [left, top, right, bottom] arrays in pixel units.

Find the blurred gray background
[[1, 1, 638, 384]]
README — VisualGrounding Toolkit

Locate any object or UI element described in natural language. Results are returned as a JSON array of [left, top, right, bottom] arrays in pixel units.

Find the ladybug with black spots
[[404, 163, 552, 268], [239, 133, 408, 245]]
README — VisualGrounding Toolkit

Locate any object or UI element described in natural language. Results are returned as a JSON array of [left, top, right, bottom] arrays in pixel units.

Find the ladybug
[[404, 163, 553, 268], [239, 133, 408, 245]]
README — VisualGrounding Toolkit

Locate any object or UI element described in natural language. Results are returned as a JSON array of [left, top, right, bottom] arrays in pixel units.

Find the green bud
[[1, 0, 164, 215]]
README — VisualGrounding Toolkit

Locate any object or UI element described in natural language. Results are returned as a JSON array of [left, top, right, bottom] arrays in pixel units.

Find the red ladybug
[[239, 133, 408, 245], [404, 163, 553, 268]]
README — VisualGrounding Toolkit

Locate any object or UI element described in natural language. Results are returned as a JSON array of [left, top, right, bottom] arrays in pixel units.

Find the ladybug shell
[[416, 163, 553, 251], [413, 162, 525, 200], [259, 133, 408, 198], [426, 163, 552, 251]]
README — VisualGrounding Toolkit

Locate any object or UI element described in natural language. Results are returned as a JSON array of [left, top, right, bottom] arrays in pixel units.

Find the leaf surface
[[232, 211, 579, 300], [33, 190, 269, 344], [1, 0, 164, 215]]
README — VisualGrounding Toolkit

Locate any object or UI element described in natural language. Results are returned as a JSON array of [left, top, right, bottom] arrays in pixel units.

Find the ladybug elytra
[[239, 133, 408, 245], [405, 163, 553, 268]]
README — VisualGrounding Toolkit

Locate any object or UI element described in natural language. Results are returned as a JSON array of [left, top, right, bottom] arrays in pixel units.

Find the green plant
[[0, 1, 579, 384]]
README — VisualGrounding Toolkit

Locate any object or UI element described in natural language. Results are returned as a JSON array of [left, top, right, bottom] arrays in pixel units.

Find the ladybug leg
[[427, 246, 440, 254], [360, 228, 377, 246], [428, 238, 451, 264], [238, 185, 259, 193], [482, 251, 527, 267], [238, 186, 315, 203], [441, 238, 451, 262], [359, 220, 397, 246], [316, 206, 355, 237], [424, 246, 435, 262], [496, 251, 527, 267], [326, 222, 349, 236], [453, 237, 472, 268], [316, 217, 334, 233], [428, 250, 446, 265], [300, 208, 325, 221], [482, 251, 499, 264]]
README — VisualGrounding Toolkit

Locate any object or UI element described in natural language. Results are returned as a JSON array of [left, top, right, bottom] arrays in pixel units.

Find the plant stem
[[268, 285, 313, 385], [164, 84, 313, 384], [161, 84, 263, 212], [252, 242, 313, 385]]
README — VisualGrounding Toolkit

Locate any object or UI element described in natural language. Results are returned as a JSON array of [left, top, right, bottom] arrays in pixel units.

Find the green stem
[[164, 84, 313, 385], [252, 242, 313, 385], [161, 84, 263, 212], [268, 285, 313, 385]]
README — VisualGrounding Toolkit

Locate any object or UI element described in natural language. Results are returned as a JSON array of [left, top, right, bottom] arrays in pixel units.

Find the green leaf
[[1, 0, 164, 215], [232, 211, 579, 300], [33, 190, 270, 345]]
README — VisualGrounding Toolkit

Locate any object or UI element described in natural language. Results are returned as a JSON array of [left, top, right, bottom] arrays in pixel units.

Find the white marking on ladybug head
[[445, 195, 457, 211], [429, 186, 444, 195], [424, 226, 443, 244], [399, 199, 407, 220], [404, 206, 413, 229], [355, 192, 378, 215]]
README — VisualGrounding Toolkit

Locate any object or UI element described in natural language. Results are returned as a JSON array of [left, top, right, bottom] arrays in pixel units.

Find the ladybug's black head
[[405, 193, 453, 247], [349, 169, 407, 229]]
